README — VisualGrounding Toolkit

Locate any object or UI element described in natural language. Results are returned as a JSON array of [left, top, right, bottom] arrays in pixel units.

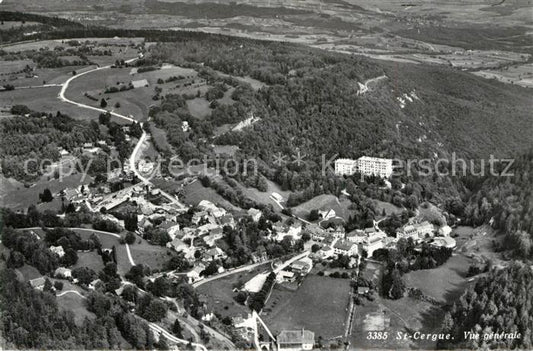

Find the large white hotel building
[[335, 156, 393, 178]]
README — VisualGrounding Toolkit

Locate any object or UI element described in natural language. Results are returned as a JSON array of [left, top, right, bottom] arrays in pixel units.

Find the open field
[[0, 85, 102, 120], [1, 37, 144, 53], [372, 199, 403, 218], [473, 63, 533, 88], [63, 64, 201, 121], [350, 294, 440, 349], [404, 253, 473, 304], [263, 275, 351, 340], [57, 292, 95, 325], [351, 260, 444, 349], [293, 194, 353, 221], [0, 64, 95, 88], [197, 263, 271, 319], [454, 224, 507, 266], [0, 173, 93, 212], [181, 179, 241, 211], [0, 21, 41, 29], [14, 264, 42, 281], [128, 240, 176, 272], [73, 251, 105, 273], [234, 179, 292, 211]]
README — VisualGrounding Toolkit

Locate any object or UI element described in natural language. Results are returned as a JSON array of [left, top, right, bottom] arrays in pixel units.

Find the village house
[[167, 224, 182, 240], [247, 208, 262, 222], [357, 286, 370, 295], [50, 245, 65, 258], [197, 222, 219, 236], [131, 79, 149, 88], [29, 277, 46, 290], [438, 225, 452, 236], [328, 225, 345, 239], [398, 221, 434, 242], [333, 239, 358, 256], [167, 238, 189, 252], [218, 214, 235, 228], [319, 208, 336, 220], [346, 229, 365, 243], [277, 329, 315, 351], [192, 210, 209, 225], [232, 314, 256, 341], [203, 247, 227, 261], [291, 257, 313, 274], [54, 267, 72, 278], [187, 263, 206, 283], [203, 226, 223, 247], [276, 270, 296, 283], [273, 223, 302, 242], [251, 251, 268, 263], [317, 245, 335, 259], [271, 192, 284, 202], [307, 225, 328, 242], [198, 200, 227, 218]]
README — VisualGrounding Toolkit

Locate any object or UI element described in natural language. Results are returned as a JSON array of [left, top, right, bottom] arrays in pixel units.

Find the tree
[[121, 284, 138, 303], [100, 98, 108, 108], [124, 232, 137, 245], [388, 269, 405, 299], [60, 248, 79, 266], [39, 188, 53, 202], [164, 254, 190, 272], [54, 281, 64, 291], [172, 319, 183, 338], [234, 291, 247, 305], [99, 112, 111, 125], [7, 250, 24, 268], [72, 267, 97, 285], [308, 209, 320, 221], [43, 278, 54, 294]]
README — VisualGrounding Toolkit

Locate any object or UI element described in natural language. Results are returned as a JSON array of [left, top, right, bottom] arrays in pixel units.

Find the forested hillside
[[439, 263, 533, 349], [0, 107, 100, 180], [455, 149, 533, 258], [146, 39, 533, 161]]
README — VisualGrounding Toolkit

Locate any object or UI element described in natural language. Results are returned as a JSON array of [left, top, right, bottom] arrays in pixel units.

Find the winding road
[[57, 57, 186, 209]]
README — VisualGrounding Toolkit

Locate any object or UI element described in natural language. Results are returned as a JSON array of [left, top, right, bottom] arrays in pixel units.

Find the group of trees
[[438, 263, 533, 349], [456, 150, 533, 259], [248, 272, 276, 312], [2, 227, 59, 274], [377, 238, 453, 300], [1, 107, 99, 180]]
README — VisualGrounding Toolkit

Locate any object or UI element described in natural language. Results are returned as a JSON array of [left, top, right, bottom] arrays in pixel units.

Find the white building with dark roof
[[333, 239, 358, 256]]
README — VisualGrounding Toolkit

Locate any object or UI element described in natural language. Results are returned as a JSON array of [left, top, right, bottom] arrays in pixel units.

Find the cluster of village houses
[[29, 152, 460, 351]]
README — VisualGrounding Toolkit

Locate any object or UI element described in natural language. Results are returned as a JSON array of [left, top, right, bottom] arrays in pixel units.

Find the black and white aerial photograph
[[0, 0, 532, 350]]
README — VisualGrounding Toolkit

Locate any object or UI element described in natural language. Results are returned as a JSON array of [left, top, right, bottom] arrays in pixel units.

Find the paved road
[[19, 227, 135, 266], [58, 56, 186, 210], [58, 59, 138, 124], [57, 290, 86, 298]]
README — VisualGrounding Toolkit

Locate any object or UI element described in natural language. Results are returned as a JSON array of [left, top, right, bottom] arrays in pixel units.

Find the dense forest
[[0, 106, 100, 180], [0, 268, 167, 349], [439, 263, 533, 349]]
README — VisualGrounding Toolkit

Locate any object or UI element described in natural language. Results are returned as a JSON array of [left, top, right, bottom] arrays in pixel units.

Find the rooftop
[[278, 330, 315, 345]]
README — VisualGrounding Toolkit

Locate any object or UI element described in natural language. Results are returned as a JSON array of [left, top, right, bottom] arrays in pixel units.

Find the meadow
[[263, 275, 351, 340], [197, 263, 271, 319]]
